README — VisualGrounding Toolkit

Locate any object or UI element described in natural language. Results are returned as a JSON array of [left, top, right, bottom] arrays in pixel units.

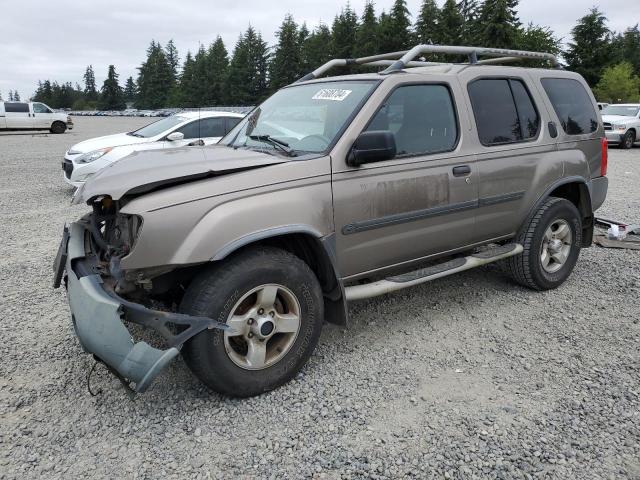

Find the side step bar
[[344, 243, 523, 301]]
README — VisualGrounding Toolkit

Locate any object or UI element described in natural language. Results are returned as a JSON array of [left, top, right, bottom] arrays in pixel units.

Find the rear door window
[[5, 102, 29, 113], [199, 117, 226, 137], [225, 116, 242, 134], [468, 78, 540, 145], [541, 78, 598, 135], [365, 84, 458, 156]]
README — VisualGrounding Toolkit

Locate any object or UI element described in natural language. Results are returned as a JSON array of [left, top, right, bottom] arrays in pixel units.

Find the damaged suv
[[54, 45, 608, 397]]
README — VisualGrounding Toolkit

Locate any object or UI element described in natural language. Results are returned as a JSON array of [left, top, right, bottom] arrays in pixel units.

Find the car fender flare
[[211, 225, 348, 326]]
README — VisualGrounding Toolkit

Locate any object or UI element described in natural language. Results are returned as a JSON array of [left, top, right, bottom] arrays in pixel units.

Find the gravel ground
[[0, 117, 639, 480]]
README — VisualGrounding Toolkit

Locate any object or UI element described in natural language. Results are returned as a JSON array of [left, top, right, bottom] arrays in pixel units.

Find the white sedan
[[62, 111, 244, 187]]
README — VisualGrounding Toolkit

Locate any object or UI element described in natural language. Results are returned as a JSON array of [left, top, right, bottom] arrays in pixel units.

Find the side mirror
[[348, 130, 396, 167], [166, 131, 185, 142]]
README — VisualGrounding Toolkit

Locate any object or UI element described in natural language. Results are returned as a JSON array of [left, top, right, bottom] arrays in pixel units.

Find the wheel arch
[[527, 176, 594, 248], [212, 228, 348, 326]]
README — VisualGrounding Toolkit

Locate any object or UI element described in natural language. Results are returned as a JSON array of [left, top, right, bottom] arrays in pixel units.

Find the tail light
[[600, 137, 608, 176]]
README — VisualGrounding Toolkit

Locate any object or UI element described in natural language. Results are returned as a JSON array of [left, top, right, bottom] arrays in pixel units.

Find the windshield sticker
[[312, 89, 352, 101]]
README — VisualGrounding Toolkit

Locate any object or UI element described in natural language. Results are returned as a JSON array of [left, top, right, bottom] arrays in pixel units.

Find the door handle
[[452, 165, 471, 177]]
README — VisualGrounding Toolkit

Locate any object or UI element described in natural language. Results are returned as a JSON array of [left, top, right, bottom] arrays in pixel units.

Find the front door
[[32, 102, 55, 129], [332, 82, 478, 279], [4, 102, 33, 129]]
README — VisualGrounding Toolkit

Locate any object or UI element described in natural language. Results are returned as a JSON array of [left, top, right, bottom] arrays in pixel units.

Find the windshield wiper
[[248, 135, 296, 157]]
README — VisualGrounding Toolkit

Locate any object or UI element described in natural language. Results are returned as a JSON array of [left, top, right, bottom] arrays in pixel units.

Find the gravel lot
[[1, 117, 639, 479]]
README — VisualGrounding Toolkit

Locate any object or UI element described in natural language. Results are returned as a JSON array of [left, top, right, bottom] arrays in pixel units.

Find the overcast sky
[[1, 0, 637, 100]]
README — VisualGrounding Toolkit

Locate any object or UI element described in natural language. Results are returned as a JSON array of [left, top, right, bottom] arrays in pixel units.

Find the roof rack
[[296, 44, 560, 82]]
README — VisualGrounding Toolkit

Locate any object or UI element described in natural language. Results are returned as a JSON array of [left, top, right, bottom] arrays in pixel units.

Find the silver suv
[[54, 45, 608, 397]]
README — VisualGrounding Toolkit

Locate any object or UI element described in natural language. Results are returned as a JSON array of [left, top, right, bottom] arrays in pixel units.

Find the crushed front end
[[53, 196, 228, 394]]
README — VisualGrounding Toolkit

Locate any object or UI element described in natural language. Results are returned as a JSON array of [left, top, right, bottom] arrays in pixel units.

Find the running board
[[344, 243, 523, 301]]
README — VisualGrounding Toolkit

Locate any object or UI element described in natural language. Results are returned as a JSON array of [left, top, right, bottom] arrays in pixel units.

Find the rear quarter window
[[541, 78, 598, 135], [4, 102, 30, 113]]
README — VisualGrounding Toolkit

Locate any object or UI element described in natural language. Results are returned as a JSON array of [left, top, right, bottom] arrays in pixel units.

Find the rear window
[[5, 102, 29, 113], [541, 78, 598, 135], [468, 78, 540, 146]]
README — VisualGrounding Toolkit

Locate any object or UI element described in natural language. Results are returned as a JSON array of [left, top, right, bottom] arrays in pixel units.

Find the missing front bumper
[[58, 221, 228, 394]]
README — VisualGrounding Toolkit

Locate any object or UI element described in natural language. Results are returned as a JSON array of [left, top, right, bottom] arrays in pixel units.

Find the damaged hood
[[74, 145, 292, 204]]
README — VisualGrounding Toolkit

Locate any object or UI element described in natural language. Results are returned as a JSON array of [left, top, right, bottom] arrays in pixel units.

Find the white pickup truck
[[601, 104, 640, 149], [0, 101, 72, 133]]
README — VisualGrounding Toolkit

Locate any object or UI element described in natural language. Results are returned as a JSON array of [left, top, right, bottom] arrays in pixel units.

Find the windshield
[[130, 115, 187, 138], [601, 105, 640, 117], [222, 80, 378, 155]]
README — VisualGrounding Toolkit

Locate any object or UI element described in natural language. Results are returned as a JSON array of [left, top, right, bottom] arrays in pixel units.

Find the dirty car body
[[54, 45, 609, 396]]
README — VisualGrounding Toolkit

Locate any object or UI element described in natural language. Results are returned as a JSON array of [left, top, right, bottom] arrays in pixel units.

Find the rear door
[[32, 102, 55, 129], [4, 102, 32, 129], [460, 72, 562, 242], [332, 80, 478, 279], [198, 117, 227, 145]]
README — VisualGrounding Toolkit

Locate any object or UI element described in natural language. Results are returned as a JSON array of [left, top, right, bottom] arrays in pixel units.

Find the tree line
[[19, 0, 640, 110]]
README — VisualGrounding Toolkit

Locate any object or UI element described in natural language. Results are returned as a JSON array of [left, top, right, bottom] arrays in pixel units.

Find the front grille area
[[603, 122, 612, 131], [62, 159, 74, 179]]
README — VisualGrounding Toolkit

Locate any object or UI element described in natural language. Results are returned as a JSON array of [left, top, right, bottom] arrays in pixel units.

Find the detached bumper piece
[[59, 222, 229, 394]]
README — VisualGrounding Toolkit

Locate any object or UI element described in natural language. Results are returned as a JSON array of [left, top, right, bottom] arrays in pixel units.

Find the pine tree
[[226, 27, 269, 105], [124, 76, 137, 103], [389, 0, 412, 50], [475, 0, 520, 49], [300, 24, 333, 74], [515, 23, 561, 57], [270, 14, 302, 90], [331, 5, 359, 63], [457, 0, 478, 44], [8, 90, 14, 101], [414, 0, 440, 45], [13, 91, 20, 101], [437, 0, 464, 46], [83, 65, 98, 100], [165, 39, 180, 80], [613, 25, 640, 76], [136, 41, 175, 108], [179, 51, 197, 107], [565, 8, 614, 86], [98, 65, 125, 110], [355, 1, 379, 57], [206, 36, 229, 105]]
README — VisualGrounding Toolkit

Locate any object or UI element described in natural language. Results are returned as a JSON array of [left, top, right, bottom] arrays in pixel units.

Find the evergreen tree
[[301, 24, 333, 74], [13, 91, 20, 101], [179, 51, 197, 107], [437, 0, 464, 46], [8, 90, 14, 101], [226, 27, 269, 105], [98, 65, 125, 110], [355, 1, 379, 57], [165, 39, 180, 80], [124, 76, 137, 103], [191, 45, 210, 104], [457, 0, 478, 44], [83, 65, 98, 100], [206, 36, 230, 105], [270, 14, 302, 90], [136, 41, 175, 108], [414, 0, 440, 45], [613, 25, 640, 76], [565, 8, 613, 86], [0, 90, 2, 101], [515, 23, 561, 58], [475, 0, 520, 49], [331, 5, 359, 68], [378, 0, 412, 53]]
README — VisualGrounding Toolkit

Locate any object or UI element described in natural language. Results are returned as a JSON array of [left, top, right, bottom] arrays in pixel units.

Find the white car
[[0, 101, 72, 133], [601, 104, 640, 149], [62, 111, 244, 187]]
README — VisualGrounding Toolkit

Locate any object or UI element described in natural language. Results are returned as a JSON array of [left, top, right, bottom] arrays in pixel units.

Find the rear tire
[[506, 197, 582, 290], [180, 246, 324, 397], [50, 121, 66, 134], [621, 130, 635, 149]]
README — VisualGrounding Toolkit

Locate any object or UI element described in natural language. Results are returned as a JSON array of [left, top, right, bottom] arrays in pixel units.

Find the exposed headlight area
[[88, 196, 143, 260], [76, 147, 113, 164]]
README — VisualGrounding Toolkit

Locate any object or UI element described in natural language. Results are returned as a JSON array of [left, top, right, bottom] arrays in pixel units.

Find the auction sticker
[[312, 89, 352, 101]]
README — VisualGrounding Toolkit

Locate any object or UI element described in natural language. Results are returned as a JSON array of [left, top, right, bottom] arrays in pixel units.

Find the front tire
[[50, 121, 66, 134], [506, 197, 582, 290], [621, 130, 635, 149], [180, 247, 324, 397]]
